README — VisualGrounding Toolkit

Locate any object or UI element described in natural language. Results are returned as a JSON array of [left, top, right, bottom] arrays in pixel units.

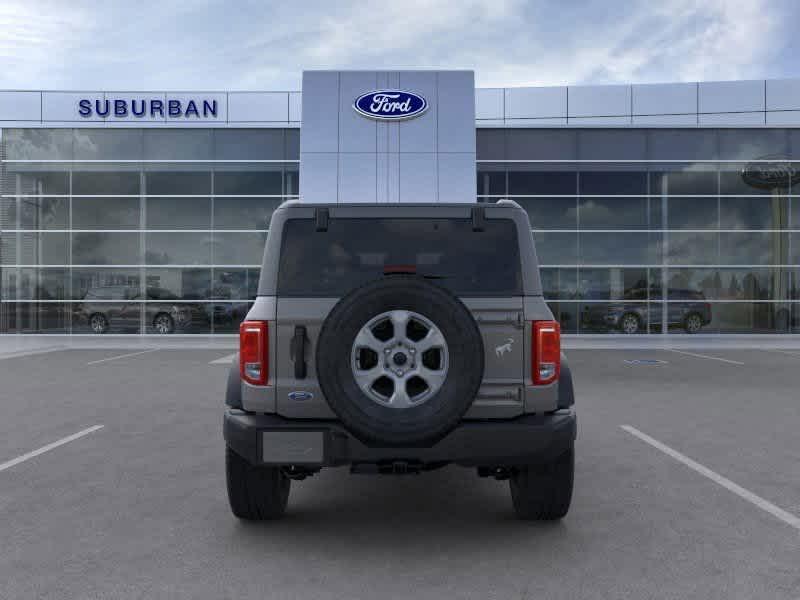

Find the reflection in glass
[[73, 171, 140, 195], [211, 302, 252, 332], [667, 232, 718, 265], [213, 198, 282, 230], [72, 301, 142, 334], [578, 301, 651, 334], [72, 268, 141, 300], [7, 302, 70, 333], [651, 170, 719, 230], [73, 233, 140, 265], [546, 302, 578, 333], [73, 129, 143, 160], [212, 232, 268, 265], [211, 269, 260, 300], [73, 197, 139, 229], [578, 268, 650, 299], [144, 268, 211, 300], [146, 172, 211, 195], [144, 303, 210, 334], [146, 197, 211, 230], [532, 232, 577, 265], [540, 268, 578, 300], [19, 196, 69, 230], [710, 302, 794, 333], [214, 171, 282, 196], [719, 232, 788, 265], [509, 171, 576, 229], [579, 233, 661, 265], [145, 233, 212, 265]]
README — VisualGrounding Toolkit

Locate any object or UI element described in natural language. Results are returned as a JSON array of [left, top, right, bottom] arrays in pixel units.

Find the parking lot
[[1, 345, 799, 599]]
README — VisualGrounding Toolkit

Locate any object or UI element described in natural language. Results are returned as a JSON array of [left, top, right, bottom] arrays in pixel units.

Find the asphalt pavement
[[0, 347, 798, 599]]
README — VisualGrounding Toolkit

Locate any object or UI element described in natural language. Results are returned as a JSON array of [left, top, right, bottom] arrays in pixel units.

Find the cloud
[[0, 0, 793, 90]]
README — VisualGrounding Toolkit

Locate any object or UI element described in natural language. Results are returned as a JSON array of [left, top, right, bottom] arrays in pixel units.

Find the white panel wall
[[299, 70, 476, 204], [1, 77, 799, 128], [699, 80, 764, 113], [0, 91, 41, 121], [568, 84, 631, 118]]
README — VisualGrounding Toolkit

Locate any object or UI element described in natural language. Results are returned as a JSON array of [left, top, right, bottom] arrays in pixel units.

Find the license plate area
[[260, 430, 325, 464]]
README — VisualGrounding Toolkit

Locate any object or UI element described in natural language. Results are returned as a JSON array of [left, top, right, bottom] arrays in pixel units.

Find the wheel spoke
[[416, 328, 446, 353], [389, 382, 414, 409], [417, 365, 447, 391], [353, 327, 383, 353], [389, 310, 410, 341], [352, 365, 383, 392]]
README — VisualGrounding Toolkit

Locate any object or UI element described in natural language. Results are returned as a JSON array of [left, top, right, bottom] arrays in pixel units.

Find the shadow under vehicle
[[75, 285, 209, 334], [581, 288, 712, 334]]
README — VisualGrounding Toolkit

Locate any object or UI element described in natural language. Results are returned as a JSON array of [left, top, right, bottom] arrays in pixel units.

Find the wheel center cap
[[392, 352, 408, 366]]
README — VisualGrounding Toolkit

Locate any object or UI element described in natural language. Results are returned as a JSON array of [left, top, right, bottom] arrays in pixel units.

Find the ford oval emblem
[[288, 391, 314, 401], [353, 90, 428, 121]]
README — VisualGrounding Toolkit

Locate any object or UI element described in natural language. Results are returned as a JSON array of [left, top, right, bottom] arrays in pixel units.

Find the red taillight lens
[[240, 320, 268, 385], [532, 320, 560, 385]]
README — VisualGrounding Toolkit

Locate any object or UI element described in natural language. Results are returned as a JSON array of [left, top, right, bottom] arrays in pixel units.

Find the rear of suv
[[224, 201, 576, 521]]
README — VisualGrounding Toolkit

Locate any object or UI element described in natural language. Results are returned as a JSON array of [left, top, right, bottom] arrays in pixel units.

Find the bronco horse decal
[[495, 338, 514, 357]]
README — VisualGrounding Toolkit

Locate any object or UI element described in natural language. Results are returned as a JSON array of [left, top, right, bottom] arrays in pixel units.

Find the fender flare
[[558, 354, 575, 409], [225, 354, 242, 409]]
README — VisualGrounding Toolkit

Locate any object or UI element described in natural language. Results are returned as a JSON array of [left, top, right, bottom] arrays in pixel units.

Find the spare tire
[[316, 276, 484, 446]]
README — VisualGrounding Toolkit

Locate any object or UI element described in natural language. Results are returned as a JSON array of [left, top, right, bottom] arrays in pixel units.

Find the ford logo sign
[[353, 90, 428, 121], [741, 155, 800, 190], [288, 391, 314, 401]]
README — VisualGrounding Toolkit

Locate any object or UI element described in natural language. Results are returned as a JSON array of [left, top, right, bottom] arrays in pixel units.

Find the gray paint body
[[242, 202, 559, 418]]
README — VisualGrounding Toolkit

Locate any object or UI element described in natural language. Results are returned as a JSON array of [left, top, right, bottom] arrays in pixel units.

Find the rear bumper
[[224, 409, 577, 468]]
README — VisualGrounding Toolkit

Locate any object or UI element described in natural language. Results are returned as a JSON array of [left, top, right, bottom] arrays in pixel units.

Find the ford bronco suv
[[224, 201, 576, 521]]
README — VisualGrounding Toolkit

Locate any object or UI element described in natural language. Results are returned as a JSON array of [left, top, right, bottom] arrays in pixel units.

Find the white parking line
[[760, 348, 800, 358], [621, 425, 800, 532], [668, 349, 744, 365], [209, 352, 237, 365], [0, 347, 69, 361], [0, 425, 105, 473], [87, 349, 158, 365]]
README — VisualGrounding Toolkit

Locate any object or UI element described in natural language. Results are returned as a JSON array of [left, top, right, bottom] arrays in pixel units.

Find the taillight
[[240, 320, 268, 385], [532, 320, 560, 385]]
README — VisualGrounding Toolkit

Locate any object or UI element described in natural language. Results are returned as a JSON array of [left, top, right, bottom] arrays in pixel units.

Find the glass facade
[[1, 126, 798, 334], [478, 128, 800, 334], [0, 128, 297, 334]]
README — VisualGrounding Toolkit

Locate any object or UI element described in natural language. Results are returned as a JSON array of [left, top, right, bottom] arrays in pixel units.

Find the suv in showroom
[[75, 285, 207, 334], [581, 288, 712, 334], [223, 201, 577, 521]]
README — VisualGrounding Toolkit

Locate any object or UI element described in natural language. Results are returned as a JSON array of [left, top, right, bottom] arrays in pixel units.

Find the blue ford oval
[[353, 90, 428, 121]]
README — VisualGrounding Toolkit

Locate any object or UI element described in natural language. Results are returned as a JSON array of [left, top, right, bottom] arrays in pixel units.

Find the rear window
[[277, 217, 522, 297]]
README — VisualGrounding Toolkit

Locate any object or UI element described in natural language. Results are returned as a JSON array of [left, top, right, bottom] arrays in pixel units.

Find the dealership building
[[1, 71, 799, 336]]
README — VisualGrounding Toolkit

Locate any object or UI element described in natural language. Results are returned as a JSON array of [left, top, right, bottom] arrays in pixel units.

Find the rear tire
[[510, 446, 574, 520], [619, 313, 641, 334], [153, 313, 175, 334], [89, 313, 109, 334], [683, 313, 703, 334], [226, 447, 290, 520]]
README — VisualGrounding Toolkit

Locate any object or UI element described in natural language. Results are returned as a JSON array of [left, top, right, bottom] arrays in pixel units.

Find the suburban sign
[[78, 97, 219, 119], [741, 155, 800, 190], [353, 90, 428, 121]]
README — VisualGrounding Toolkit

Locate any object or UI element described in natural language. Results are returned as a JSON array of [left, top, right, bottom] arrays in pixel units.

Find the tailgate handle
[[291, 326, 307, 379]]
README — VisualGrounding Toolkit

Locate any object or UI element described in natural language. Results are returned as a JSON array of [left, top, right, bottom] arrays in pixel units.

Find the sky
[[0, 0, 797, 90]]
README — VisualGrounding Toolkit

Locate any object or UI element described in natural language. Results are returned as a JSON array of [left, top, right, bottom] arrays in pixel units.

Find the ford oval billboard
[[353, 90, 428, 121]]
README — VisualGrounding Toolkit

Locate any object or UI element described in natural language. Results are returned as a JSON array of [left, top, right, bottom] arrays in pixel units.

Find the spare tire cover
[[316, 276, 484, 446]]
